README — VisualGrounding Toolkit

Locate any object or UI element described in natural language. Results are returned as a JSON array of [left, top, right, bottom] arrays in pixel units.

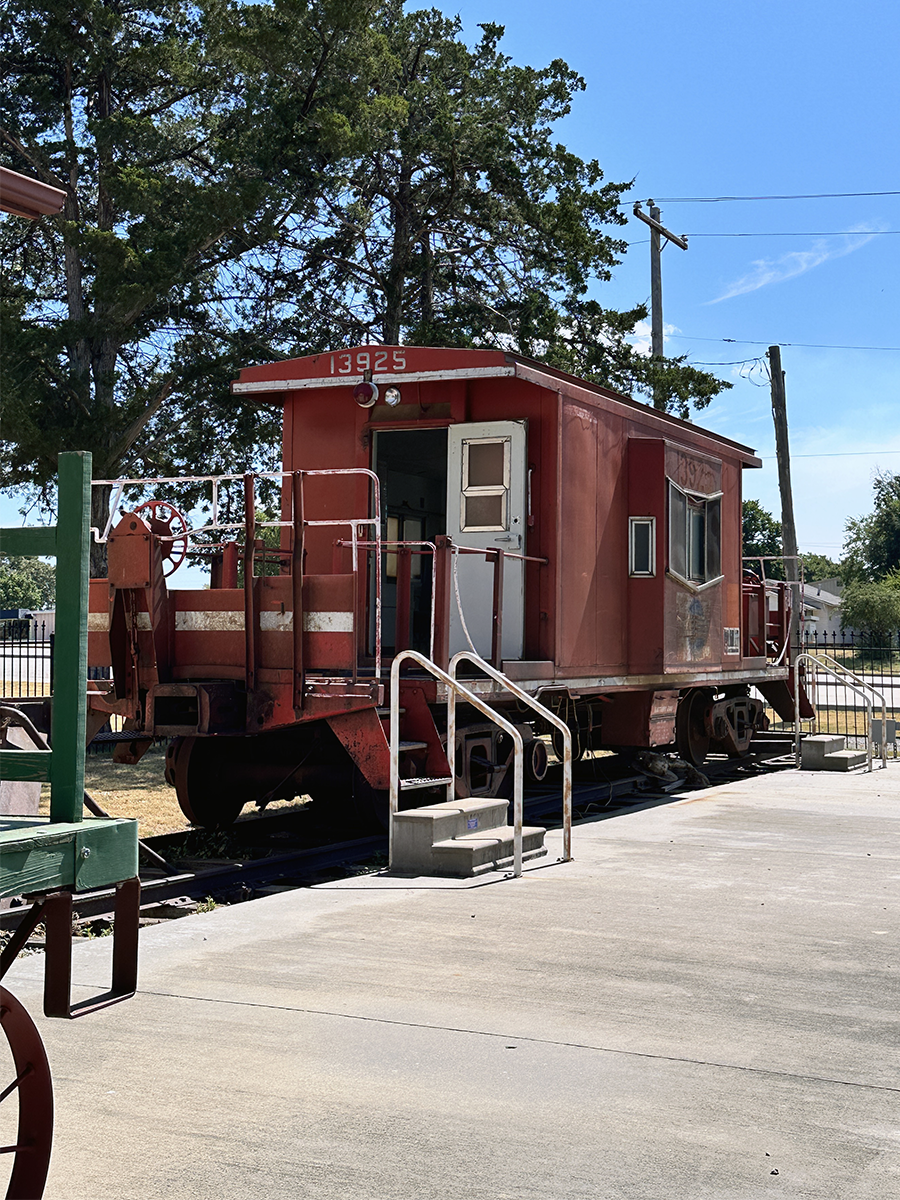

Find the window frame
[[667, 479, 724, 591], [628, 516, 657, 577], [459, 436, 510, 533]]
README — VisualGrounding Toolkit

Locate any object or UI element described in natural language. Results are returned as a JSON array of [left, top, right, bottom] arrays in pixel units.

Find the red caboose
[[87, 345, 804, 827]]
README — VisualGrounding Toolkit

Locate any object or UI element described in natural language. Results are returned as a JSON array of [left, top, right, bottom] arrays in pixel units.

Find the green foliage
[[0, 554, 55, 609], [799, 552, 841, 584], [840, 572, 900, 641], [842, 471, 900, 582], [742, 500, 783, 576], [2, 0, 729, 558], [742, 501, 842, 585], [251, 5, 729, 419], [742, 499, 782, 558], [1, 0, 388, 564]]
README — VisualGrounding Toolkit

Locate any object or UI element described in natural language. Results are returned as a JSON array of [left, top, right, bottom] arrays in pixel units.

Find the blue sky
[[4, 0, 897, 580], [436, 0, 900, 563]]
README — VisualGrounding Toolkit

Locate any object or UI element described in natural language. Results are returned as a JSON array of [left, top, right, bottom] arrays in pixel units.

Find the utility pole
[[768, 344, 801, 647], [633, 201, 688, 408]]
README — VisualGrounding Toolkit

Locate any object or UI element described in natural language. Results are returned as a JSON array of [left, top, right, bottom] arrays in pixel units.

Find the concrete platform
[[5, 762, 900, 1199]]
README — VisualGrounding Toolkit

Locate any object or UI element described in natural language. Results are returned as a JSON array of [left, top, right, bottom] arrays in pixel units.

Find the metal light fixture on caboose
[[353, 381, 379, 407], [384, 386, 402, 407]]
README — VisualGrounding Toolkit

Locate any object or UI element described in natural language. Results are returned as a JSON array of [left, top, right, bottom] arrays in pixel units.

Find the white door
[[446, 421, 527, 660]]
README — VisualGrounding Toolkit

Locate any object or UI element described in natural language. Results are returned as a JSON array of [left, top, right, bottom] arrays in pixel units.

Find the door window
[[460, 437, 510, 532]]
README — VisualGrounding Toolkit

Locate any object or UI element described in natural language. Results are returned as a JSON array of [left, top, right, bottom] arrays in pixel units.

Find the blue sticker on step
[[467, 818, 479, 830]]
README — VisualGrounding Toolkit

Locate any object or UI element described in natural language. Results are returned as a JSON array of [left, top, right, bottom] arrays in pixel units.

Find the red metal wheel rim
[[0, 987, 53, 1200], [132, 499, 190, 577]]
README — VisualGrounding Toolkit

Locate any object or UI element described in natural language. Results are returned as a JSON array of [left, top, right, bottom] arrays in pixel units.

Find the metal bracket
[[0, 877, 140, 1018]]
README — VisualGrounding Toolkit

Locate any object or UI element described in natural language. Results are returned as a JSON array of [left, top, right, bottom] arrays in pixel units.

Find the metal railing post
[[390, 650, 527, 876], [449, 651, 573, 865]]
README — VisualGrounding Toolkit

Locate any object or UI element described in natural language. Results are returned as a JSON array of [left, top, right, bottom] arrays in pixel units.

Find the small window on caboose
[[629, 517, 656, 576], [460, 437, 510, 532], [668, 481, 722, 587]]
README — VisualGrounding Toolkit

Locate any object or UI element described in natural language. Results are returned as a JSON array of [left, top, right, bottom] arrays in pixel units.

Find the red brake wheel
[[132, 499, 190, 577]]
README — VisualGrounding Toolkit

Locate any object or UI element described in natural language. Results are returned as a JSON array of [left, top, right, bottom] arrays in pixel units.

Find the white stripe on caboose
[[259, 610, 354, 633], [302, 611, 354, 633], [175, 610, 244, 631], [165, 610, 354, 633]]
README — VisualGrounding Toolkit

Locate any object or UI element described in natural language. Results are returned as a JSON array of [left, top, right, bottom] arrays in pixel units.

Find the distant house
[[802, 579, 847, 639]]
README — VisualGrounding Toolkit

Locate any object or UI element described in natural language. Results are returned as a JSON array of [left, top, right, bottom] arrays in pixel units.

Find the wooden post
[[632, 201, 689, 410], [769, 345, 800, 648], [650, 204, 664, 359], [50, 452, 91, 823]]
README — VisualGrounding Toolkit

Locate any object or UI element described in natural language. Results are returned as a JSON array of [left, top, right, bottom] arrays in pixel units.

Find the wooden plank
[[0, 817, 139, 898], [0, 842, 72, 898], [0, 748, 52, 782], [0, 526, 57, 556]]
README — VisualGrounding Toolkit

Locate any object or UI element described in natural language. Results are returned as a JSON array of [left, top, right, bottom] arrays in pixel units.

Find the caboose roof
[[232, 344, 761, 467]]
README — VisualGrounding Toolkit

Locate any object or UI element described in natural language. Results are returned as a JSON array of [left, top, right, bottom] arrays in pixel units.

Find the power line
[[691, 358, 764, 366], [686, 230, 898, 237], [673, 335, 900, 352], [760, 450, 900, 460], [650, 191, 900, 202]]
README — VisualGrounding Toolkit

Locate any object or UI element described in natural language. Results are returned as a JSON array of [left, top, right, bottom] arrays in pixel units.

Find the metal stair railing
[[389, 650, 530, 877], [793, 651, 887, 772], [449, 651, 572, 866]]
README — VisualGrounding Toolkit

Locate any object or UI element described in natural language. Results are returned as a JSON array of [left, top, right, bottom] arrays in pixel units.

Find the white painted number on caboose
[[330, 350, 406, 375]]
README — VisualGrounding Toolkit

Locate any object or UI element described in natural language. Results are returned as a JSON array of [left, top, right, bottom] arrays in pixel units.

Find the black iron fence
[[0, 618, 53, 697], [794, 629, 900, 751]]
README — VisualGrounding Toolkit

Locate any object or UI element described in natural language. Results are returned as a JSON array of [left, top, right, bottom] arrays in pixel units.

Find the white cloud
[[629, 319, 679, 355], [707, 225, 883, 304]]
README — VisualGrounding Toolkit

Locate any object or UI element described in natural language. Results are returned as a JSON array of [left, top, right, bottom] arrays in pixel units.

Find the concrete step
[[818, 749, 868, 772], [431, 825, 548, 878], [801, 734, 846, 768], [391, 798, 511, 872]]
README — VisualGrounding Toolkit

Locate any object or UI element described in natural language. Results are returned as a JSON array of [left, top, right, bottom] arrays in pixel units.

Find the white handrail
[[449, 651, 572, 864], [389, 650, 526, 877], [793, 651, 887, 771]]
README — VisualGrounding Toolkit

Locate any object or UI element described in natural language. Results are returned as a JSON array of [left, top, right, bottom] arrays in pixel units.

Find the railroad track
[[0, 740, 797, 939]]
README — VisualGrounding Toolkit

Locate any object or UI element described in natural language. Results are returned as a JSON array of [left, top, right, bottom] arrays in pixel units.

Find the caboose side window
[[629, 517, 656, 576], [668, 481, 722, 587]]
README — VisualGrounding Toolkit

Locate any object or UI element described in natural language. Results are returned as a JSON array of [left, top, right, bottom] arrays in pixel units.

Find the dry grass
[[39, 742, 313, 839], [40, 744, 187, 838]]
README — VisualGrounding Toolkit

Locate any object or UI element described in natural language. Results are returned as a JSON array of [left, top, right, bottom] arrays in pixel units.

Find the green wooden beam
[[49, 451, 91, 823], [0, 748, 52, 782], [0, 817, 139, 899], [0, 526, 57, 557]]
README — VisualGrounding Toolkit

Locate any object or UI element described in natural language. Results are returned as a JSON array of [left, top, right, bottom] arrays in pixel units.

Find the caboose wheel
[[675, 689, 713, 766], [167, 737, 247, 828], [0, 987, 53, 1200]]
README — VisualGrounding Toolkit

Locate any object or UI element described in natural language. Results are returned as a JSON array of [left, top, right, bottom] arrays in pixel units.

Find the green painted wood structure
[[0, 452, 138, 898]]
